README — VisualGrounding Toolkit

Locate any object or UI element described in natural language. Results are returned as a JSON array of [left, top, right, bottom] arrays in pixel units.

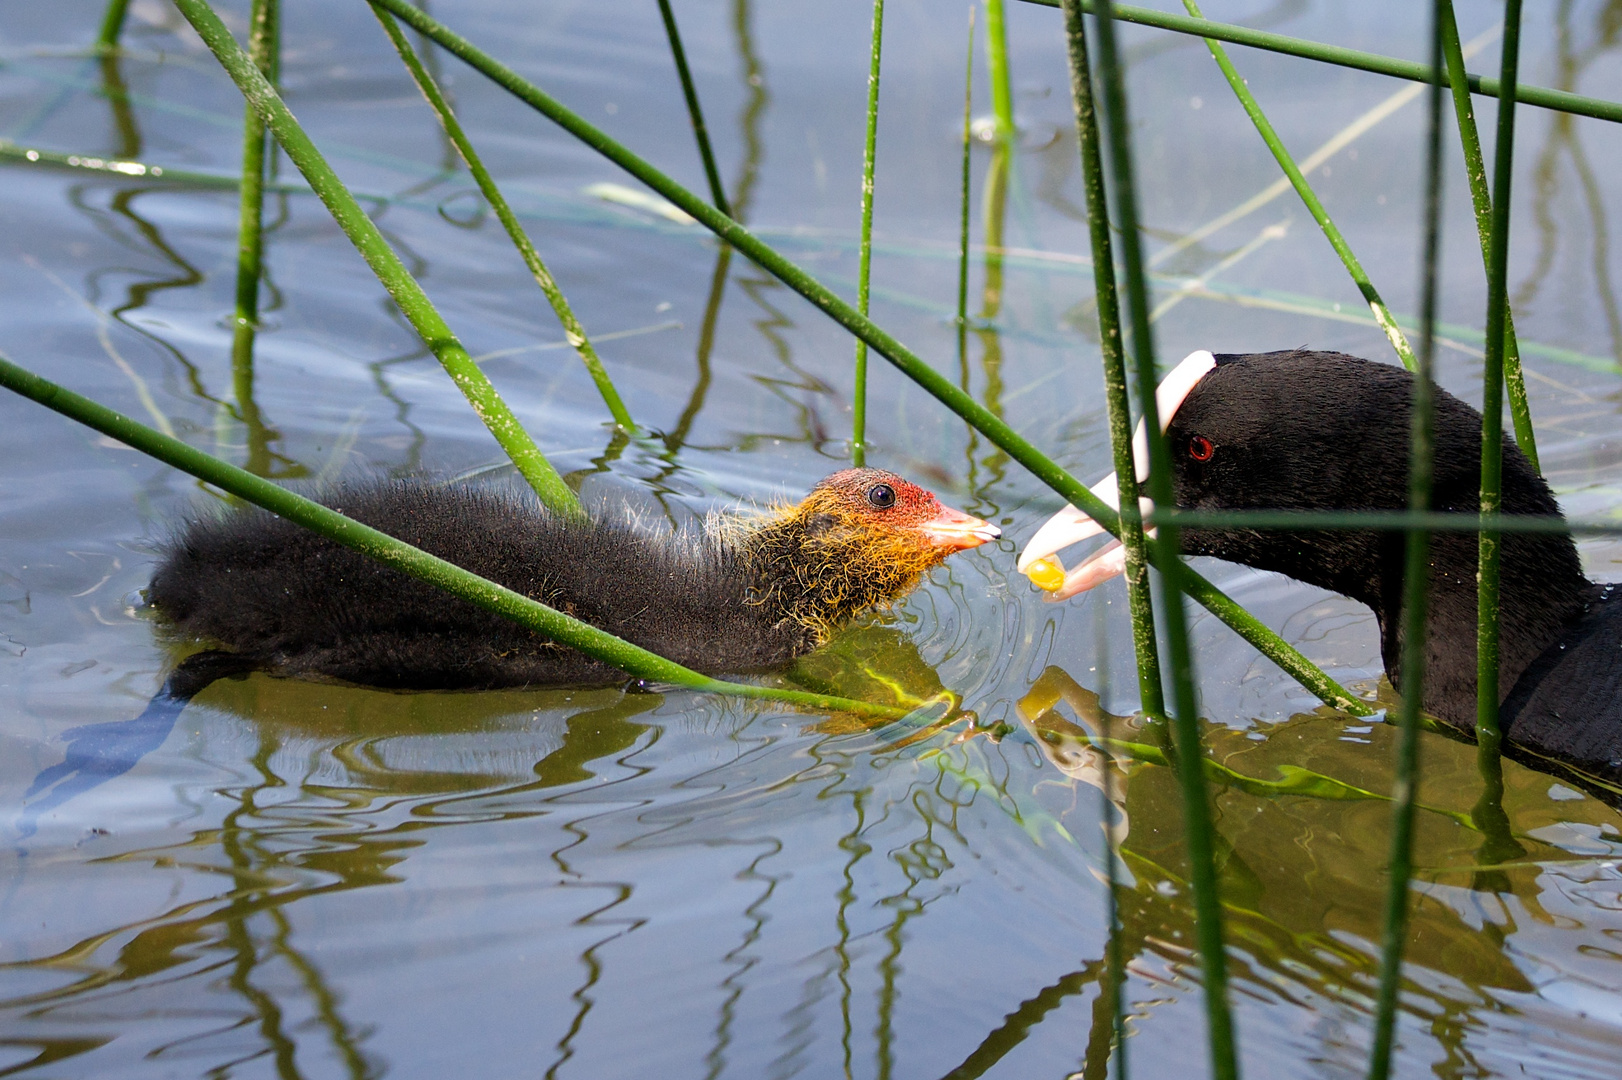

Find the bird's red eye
[[1188, 435, 1214, 462]]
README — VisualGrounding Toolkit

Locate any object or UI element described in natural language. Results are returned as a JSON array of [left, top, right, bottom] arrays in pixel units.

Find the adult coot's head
[[1019, 349, 1594, 741]]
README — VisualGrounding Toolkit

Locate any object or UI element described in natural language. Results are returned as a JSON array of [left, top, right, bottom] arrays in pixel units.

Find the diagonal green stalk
[[1478, 0, 1525, 770], [655, 0, 732, 218], [1368, 5, 1446, 1077], [852, 0, 886, 467], [231, 0, 278, 478], [1091, 3, 1237, 1077], [0, 353, 921, 721], [372, 9, 636, 433], [1012, 0, 1622, 126], [173, 0, 581, 517], [1439, 1, 1538, 473], [1058, 0, 1163, 716], [367, 0, 1371, 718], [1181, 0, 1415, 372]]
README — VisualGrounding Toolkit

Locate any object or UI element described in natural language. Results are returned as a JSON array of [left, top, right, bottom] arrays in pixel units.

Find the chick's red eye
[[1188, 435, 1215, 462], [866, 483, 897, 509]]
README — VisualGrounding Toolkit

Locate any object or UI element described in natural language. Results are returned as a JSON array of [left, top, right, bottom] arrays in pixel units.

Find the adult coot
[[1019, 349, 1621, 785]]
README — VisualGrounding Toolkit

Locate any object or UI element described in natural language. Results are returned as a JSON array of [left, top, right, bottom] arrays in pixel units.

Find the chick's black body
[[149, 469, 989, 693], [155, 485, 819, 690], [1167, 349, 1621, 781], [24, 471, 992, 830]]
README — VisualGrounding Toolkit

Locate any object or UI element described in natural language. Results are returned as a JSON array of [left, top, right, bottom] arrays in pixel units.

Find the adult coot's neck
[[1173, 352, 1589, 734]]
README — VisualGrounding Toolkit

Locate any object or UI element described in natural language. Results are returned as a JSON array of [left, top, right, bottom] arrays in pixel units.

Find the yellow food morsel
[[1025, 555, 1066, 593]]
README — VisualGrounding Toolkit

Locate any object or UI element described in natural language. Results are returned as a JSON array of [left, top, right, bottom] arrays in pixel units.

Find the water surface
[[3, 1, 1622, 1077]]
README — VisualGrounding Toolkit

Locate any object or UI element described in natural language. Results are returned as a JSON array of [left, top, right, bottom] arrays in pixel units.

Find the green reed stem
[[230, 0, 277, 477], [232, 0, 277, 334], [1478, 0, 1524, 765], [852, 0, 886, 467], [977, 0, 1013, 331], [1181, 0, 1415, 372], [984, 0, 1016, 143], [1368, 5, 1446, 1076], [1013, 0, 1622, 126], [1439, 1, 1538, 473], [1092, 3, 1237, 1076], [1059, 0, 1162, 716], [173, 0, 581, 517], [0, 353, 921, 721], [373, 9, 637, 433], [655, 0, 731, 218], [97, 0, 131, 52], [956, 6, 975, 361], [367, 0, 1371, 718]]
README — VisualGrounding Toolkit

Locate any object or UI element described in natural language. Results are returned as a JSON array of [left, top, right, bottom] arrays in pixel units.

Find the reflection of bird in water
[[1017, 667, 1132, 851], [1022, 349, 1622, 793], [18, 469, 996, 838]]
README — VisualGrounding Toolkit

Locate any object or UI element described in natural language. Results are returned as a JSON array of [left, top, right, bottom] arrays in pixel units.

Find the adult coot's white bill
[[1020, 349, 1621, 787]]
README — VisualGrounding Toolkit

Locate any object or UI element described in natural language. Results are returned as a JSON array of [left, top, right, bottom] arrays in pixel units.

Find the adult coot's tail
[[16, 651, 255, 840]]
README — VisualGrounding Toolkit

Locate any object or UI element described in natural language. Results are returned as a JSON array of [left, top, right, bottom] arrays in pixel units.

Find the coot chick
[[1019, 349, 1622, 785], [19, 469, 996, 836], [152, 467, 998, 692]]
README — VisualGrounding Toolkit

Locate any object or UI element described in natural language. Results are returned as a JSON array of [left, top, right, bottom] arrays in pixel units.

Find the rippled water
[[3, 1, 1622, 1077]]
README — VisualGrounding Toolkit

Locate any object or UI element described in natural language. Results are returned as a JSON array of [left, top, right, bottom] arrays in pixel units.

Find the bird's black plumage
[[25, 470, 998, 827], [150, 482, 809, 689], [1162, 349, 1620, 783], [145, 468, 995, 693]]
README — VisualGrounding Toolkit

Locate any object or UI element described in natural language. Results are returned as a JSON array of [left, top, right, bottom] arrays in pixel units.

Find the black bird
[[18, 469, 996, 835], [1019, 349, 1622, 787], [152, 466, 998, 692]]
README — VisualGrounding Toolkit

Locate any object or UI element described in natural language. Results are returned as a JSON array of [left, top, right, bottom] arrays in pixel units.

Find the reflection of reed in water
[[3, 680, 660, 1078], [996, 664, 1622, 1079]]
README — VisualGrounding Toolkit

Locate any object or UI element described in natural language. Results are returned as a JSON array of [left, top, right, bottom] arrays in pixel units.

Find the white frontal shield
[[1017, 350, 1217, 600]]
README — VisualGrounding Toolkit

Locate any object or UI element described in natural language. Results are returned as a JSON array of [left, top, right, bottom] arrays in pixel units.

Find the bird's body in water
[[19, 470, 995, 834], [1021, 349, 1622, 791], [149, 468, 998, 692]]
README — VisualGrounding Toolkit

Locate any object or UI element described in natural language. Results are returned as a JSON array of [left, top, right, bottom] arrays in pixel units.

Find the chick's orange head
[[803, 469, 1000, 554]]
